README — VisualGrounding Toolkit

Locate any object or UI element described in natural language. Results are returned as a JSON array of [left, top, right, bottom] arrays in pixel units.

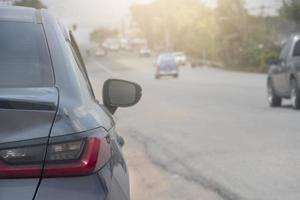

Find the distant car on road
[[139, 48, 151, 57], [155, 53, 179, 79], [173, 52, 187, 66], [95, 47, 107, 57], [0, 7, 142, 200], [267, 34, 300, 109], [107, 43, 120, 51], [189, 57, 207, 68], [103, 38, 120, 51]]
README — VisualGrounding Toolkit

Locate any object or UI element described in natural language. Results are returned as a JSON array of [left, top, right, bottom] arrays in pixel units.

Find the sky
[[42, 0, 152, 27], [204, 0, 282, 13], [42, 0, 283, 27], [41, 0, 283, 46]]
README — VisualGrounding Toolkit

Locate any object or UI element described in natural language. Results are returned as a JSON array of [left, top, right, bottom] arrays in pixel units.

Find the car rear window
[[0, 22, 54, 88], [159, 55, 176, 63]]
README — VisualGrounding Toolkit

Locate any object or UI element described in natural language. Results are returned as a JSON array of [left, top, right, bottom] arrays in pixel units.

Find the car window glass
[[69, 33, 95, 98], [279, 43, 289, 61], [0, 22, 53, 88], [293, 40, 300, 57]]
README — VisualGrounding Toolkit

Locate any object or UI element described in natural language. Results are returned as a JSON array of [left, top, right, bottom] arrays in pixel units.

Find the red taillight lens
[[46, 140, 85, 162], [44, 137, 111, 177], [0, 130, 111, 178]]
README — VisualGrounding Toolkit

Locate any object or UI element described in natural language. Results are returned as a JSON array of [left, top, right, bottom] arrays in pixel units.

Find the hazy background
[[43, 0, 282, 27], [41, 0, 283, 46]]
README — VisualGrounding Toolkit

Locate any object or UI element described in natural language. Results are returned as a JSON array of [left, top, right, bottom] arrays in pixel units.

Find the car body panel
[[0, 179, 40, 200], [0, 88, 58, 199], [108, 128, 130, 200], [292, 58, 300, 88], [269, 64, 285, 95], [0, 87, 58, 143], [41, 11, 113, 136], [35, 174, 107, 200]]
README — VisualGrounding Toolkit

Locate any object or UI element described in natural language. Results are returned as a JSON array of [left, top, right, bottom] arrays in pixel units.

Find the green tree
[[215, 0, 248, 66], [90, 28, 119, 44], [130, 0, 279, 71], [215, 0, 278, 70], [130, 3, 163, 48], [280, 0, 300, 26], [14, 0, 47, 9], [130, 0, 214, 55], [238, 15, 280, 71]]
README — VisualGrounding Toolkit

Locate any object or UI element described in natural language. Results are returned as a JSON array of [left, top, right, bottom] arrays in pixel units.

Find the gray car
[[267, 34, 300, 109], [155, 53, 179, 79], [0, 7, 142, 200]]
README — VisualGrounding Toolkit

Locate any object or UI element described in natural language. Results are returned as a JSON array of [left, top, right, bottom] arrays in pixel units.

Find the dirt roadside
[[121, 128, 222, 200], [87, 57, 222, 200]]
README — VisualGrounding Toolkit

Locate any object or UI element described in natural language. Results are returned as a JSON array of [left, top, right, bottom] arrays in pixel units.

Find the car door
[[0, 21, 58, 199], [272, 39, 291, 95], [281, 38, 295, 95], [291, 39, 300, 89]]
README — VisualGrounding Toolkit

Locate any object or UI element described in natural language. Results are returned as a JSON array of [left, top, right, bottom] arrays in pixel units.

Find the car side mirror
[[103, 79, 142, 114]]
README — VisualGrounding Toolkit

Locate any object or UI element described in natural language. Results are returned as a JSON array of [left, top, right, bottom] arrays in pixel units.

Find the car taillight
[[0, 144, 46, 178], [46, 140, 85, 162], [0, 129, 111, 178]]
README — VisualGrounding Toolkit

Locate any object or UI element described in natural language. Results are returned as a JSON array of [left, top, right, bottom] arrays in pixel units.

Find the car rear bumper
[[34, 174, 107, 200], [157, 71, 178, 76], [34, 164, 129, 200]]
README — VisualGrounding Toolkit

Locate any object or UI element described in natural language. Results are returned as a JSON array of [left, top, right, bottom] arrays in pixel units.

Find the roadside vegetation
[[14, 0, 300, 73], [129, 0, 300, 72], [14, 0, 46, 9], [90, 28, 119, 44]]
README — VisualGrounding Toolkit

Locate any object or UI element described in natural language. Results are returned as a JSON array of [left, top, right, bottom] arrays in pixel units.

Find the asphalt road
[[86, 52, 300, 200]]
